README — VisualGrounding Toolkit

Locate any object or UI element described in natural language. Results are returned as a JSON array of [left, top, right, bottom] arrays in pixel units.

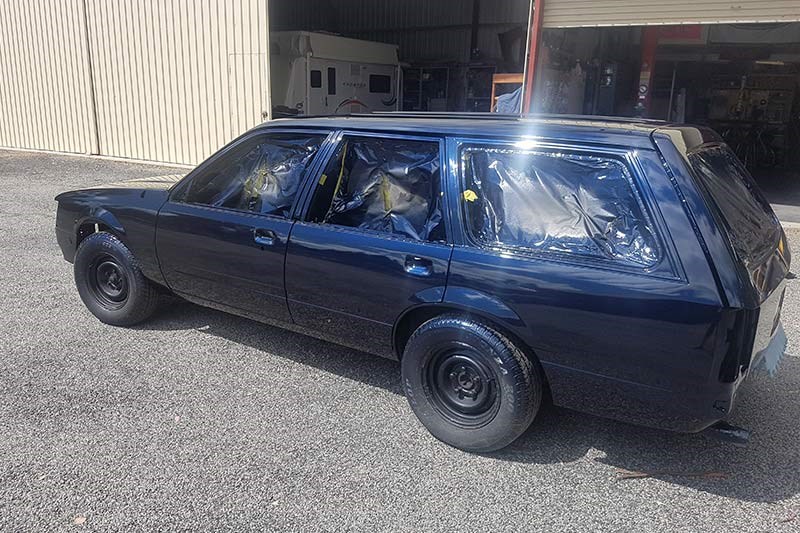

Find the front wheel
[[401, 315, 543, 452], [74, 232, 160, 326]]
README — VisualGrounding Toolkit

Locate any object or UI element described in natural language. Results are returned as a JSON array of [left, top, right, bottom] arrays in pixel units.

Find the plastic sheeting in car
[[322, 138, 443, 241], [182, 134, 323, 216], [461, 147, 660, 267]]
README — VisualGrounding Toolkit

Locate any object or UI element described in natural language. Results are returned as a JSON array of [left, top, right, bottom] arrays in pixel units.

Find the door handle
[[404, 255, 434, 277], [253, 228, 277, 247]]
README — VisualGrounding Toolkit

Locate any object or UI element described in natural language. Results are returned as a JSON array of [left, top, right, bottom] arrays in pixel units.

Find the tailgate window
[[687, 144, 780, 267]]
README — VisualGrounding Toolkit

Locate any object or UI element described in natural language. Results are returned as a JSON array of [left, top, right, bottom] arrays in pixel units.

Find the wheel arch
[[394, 301, 528, 360], [393, 301, 552, 403], [75, 208, 127, 249]]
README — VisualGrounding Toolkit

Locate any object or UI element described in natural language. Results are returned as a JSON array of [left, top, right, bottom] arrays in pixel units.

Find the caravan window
[[369, 74, 391, 94], [310, 70, 322, 88], [327, 68, 336, 95]]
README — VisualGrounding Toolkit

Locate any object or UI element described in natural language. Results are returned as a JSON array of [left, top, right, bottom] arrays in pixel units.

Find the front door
[[286, 133, 452, 355], [156, 130, 328, 322]]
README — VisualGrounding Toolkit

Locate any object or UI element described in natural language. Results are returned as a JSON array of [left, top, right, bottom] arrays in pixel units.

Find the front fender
[[79, 207, 127, 238], [57, 204, 128, 262]]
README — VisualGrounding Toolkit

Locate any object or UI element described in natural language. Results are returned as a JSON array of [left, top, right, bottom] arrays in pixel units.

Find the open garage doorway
[[534, 22, 800, 221], [268, 0, 532, 116]]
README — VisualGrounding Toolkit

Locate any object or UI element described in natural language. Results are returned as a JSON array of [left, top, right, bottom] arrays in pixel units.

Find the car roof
[[260, 113, 701, 150]]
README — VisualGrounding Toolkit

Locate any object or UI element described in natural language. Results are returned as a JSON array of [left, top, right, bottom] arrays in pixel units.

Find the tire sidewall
[[402, 317, 538, 452], [74, 232, 149, 325]]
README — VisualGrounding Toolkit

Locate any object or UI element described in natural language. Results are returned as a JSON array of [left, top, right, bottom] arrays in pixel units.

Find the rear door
[[285, 132, 452, 355], [156, 130, 328, 322]]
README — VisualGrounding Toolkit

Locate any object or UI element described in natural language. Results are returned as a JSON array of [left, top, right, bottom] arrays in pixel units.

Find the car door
[[156, 130, 329, 322], [285, 132, 453, 356]]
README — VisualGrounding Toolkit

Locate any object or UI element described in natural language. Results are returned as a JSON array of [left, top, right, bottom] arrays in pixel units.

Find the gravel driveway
[[1, 149, 799, 532]]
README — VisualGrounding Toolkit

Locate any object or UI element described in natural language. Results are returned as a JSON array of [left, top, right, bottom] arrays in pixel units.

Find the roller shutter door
[[543, 0, 800, 28]]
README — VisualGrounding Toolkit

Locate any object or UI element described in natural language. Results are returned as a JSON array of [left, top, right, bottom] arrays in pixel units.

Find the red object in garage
[[521, 0, 544, 113]]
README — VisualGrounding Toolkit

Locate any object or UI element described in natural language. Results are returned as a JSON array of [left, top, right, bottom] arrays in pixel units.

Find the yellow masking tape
[[463, 189, 478, 202], [382, 175, 391, 211]]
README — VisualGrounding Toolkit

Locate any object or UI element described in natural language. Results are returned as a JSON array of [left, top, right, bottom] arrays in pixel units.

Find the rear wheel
[[401, 315, 542, 452], [74, 232, 159, 326]]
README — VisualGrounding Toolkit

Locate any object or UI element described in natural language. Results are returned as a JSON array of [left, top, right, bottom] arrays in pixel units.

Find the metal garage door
[[0, 0, 97, 155], [86, 0, 271, 165], [0, 0, 271, 165], [543, 0, 800, 28]]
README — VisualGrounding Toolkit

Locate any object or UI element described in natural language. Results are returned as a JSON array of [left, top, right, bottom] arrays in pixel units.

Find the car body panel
[[53, 113, 790, 435], [155, 203, 295, 323], [285, 222, 452, 357], [55, 185, 172, 285]]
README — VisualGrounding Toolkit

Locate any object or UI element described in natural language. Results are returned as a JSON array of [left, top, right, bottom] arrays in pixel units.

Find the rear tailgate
[[686, 142, 790, 373]]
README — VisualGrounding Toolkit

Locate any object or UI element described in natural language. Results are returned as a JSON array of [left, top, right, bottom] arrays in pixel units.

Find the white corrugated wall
[[0, 0, 270, 165], [543, 0, 800, 28]]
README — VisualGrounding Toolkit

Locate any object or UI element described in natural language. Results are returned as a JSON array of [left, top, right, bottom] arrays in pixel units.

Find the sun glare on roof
[[514, 139, 539, 150]]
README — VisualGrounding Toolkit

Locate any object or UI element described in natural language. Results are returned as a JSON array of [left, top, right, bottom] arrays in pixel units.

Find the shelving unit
[[402, 67, 449, 111], [464, 66, 496, 112]]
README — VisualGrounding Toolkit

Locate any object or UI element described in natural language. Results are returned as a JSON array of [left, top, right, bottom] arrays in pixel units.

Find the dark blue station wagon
[[55, 114, 790, 452]]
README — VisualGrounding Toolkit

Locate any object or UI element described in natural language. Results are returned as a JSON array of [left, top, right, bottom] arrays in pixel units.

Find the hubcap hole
[[87, 255, 129, 307], [426, 350, 499, 427]]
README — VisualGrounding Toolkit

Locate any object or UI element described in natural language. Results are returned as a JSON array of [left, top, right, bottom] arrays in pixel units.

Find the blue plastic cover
[[494, 87, 522, 114], [461, 147, 660, 267]]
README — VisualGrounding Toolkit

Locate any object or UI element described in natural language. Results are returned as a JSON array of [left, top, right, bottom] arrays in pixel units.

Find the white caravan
[[270, 31, 401, 116]]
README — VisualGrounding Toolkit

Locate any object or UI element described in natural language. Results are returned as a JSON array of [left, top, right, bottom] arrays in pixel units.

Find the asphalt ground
[[1, 148, 800, 532]]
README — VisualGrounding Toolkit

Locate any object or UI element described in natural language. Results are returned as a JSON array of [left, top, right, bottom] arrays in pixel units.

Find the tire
[[73, 231, 159, 326], [401, 315, 542, 452]]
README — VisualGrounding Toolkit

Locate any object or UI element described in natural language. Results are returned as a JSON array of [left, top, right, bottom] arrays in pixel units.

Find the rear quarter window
[[460, 145, 661, 268], [687, 144, 780, 268]]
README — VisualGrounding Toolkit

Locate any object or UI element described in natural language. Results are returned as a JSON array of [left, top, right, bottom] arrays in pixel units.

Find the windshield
[[687, 144, 780, 268]]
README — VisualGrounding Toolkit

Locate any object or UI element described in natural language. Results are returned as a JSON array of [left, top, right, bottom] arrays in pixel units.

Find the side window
[[177, 133, 324, 217], [310, 70, 322, 88], [460, 145, 660, 267], [369, 74, 391, 93], [307, 136, 445, 242]]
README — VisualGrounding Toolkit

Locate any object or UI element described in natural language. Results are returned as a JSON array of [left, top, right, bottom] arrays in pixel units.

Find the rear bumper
[[544, 362, 745, 433], [749, 321, 788, 377]]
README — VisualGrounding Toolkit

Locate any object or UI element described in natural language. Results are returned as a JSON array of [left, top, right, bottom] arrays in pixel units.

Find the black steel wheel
[[402, 315, 542, 452], [86, 253, 129, 309], [74, 232, 159, 326], [425, 348, 500, 428]]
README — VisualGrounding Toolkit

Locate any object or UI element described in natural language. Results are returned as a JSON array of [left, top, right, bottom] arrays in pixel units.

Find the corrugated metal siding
[[0, 0, 269, 165], [87, 0, 270, 164], [0, 0, 95, 154], [543, 0, 800, 28]]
